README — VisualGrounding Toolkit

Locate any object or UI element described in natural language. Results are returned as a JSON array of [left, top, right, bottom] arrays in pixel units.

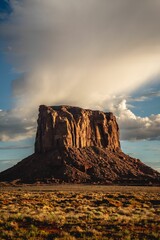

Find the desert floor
[[0, 185, 160, 240]]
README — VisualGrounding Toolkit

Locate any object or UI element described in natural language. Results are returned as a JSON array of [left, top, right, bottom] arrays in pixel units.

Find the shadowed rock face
[[35, 105, 120, 153], [0, 105, 160, 185]]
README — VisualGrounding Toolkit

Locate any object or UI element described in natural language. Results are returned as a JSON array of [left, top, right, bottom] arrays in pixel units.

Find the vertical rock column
[[35, 105, 56, 153]]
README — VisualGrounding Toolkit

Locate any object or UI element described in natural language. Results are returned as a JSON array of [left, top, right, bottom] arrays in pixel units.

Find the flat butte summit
[[0, 105, 160, 185]]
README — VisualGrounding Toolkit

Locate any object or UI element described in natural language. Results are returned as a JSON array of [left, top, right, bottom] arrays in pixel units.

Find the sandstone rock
[[35, 105, 120, 152], [0, 105, 159, 185]]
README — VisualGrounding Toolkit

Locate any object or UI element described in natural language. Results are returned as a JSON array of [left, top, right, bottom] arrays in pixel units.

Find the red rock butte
[[0, 105, 160, 185], [35, 105, 120, 153]]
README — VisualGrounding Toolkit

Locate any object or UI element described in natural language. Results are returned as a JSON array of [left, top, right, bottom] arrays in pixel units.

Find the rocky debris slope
[[0, 105, 159, 184]]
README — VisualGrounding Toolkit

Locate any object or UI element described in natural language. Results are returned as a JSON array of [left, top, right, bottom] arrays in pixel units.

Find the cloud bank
[[115, 100, 160, 141], [0, 108, 36, 141], [0, 99, 159, 142], [1, 0, 160, 110], [0, 0, 160, 141]]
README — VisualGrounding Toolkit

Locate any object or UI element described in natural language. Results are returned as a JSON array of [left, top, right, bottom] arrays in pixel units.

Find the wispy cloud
[[0, 159, 20, 172], [0, 159, 16, 164], [0, 1, 160, 142], [146, 90, 160, 98], [129, 90, 160, 102], [0, 145, 32, 150], [0, 0, 160, 111], [0, 108, 36, 141]]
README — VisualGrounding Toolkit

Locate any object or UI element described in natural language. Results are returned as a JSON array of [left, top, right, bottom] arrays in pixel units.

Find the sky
[[0, 0, 160, 172]]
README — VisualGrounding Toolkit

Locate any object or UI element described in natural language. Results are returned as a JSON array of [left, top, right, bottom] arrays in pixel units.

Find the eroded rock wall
[[1, 105, 160, 184], [35, 105, 121, 153]]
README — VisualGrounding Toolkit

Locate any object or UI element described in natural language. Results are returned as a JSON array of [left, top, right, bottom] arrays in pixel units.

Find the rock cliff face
[[35, 105, 120, 153], [0, 105, 159, 185]]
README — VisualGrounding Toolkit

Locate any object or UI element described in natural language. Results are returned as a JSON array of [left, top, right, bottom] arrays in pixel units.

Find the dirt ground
[[0, 185, 160, 239]]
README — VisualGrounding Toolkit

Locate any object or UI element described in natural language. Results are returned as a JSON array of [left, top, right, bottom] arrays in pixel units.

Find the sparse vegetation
[[0, 185, 159, 239]]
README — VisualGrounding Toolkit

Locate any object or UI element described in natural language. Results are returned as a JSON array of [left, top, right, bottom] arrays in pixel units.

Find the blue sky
[[0, 0, 160, 172]]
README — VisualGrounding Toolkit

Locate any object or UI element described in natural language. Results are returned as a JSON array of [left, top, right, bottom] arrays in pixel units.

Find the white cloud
[[116, 99, 160, 140], [0, 98, 159, 142], [0, 0, 160, 111], [0, 1, 160, 142], [0, 108, 36, 141]]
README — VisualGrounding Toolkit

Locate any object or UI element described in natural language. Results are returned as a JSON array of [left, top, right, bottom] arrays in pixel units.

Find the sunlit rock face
[[35, 105, 120, 153], [0, 105, 160, 185]]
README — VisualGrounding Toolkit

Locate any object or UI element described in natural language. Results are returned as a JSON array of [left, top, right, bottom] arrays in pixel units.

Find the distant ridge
[[0, 105, 159, 185]]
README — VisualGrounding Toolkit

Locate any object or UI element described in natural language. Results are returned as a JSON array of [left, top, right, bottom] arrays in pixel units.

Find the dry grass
[[0, 185, 160, 239]]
